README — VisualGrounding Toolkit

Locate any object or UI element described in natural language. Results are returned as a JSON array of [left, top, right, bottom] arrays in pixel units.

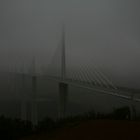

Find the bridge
[[11, 26, 140, 126]]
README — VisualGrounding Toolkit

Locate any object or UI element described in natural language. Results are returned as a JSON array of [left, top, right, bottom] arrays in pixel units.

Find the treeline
[[0, 106, 139, 139], [0, 116, 33, 140]]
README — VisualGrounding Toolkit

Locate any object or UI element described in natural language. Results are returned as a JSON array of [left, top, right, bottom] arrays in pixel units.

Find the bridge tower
[[31, 74, 38, 126], [58, 25, 68, 118], [20, 70, 28, 121], [29, 58, 38, 126]]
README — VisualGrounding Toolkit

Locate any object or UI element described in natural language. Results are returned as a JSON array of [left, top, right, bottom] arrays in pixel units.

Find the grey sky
[[0, 0, 140, 88]]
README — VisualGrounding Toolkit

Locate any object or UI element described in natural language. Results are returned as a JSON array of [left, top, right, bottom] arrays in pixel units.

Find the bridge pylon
[[59, 82, 68, 118], [20, 59, 38, 126], [30, 58, 38, 126], [19, 65, 28, 122], [30, 74, 38, 126], [58, 24, 68, 118]]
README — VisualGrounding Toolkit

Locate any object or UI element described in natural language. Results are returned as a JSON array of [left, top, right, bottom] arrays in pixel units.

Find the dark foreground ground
[[21, 120, 140, 140]]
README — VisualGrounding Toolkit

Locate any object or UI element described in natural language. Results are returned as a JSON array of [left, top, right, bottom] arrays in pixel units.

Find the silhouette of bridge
[[11, 26, 140, 126]]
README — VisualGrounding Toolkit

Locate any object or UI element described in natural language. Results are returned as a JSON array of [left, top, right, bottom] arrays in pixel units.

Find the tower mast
[[59, 25, 68, 118], [61, 24, 66, 80]]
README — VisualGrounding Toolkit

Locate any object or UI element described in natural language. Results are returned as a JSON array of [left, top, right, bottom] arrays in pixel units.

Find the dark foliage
[[0, 106, 138, 139], [112, 106, 131, 120], [0, 116, 33, 140], [36, 117, 56, 132]]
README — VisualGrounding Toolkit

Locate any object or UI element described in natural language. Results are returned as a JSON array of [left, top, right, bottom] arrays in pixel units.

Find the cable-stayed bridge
[[2, 26, 140, 126], [30, 26, 140, 125]]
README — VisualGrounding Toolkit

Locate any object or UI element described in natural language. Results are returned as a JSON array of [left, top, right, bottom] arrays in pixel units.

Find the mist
[[0, 0, 140, 88]]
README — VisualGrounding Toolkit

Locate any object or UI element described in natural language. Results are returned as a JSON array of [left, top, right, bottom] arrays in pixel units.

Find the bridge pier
[[30, 100, 38, 126], [21, 100, 27, 121], [58, 82, 68, 118], [20, 100, 38, 127], [130, 93, 136, 120], [20, 73, 28, 122], [29, 75, 38, 126], [130, 105, 136, 120]]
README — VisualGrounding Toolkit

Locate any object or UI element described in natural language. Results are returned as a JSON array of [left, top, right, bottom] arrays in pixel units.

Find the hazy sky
[[0, 0, 140, 88]]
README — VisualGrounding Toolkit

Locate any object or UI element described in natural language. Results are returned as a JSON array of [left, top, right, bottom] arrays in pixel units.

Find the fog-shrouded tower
[[20, 59, 38, 126], [30, 57, 38, 126], [20, 69, 28, 121], [58, 25, 68, 118]]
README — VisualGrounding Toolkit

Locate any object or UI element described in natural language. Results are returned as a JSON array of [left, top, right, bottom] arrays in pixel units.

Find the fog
[[0, 0, 140, 87]]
